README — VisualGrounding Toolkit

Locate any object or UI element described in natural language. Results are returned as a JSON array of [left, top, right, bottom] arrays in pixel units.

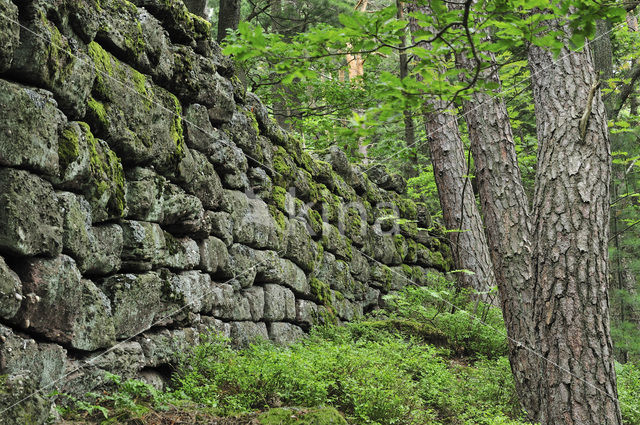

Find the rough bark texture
[[407, 4, 497, 298], [529, 30, 621, 425], [447, 1, 622, 420], [423, 101, 497, 297], [456, 50, 541, 418], [217, 0, 241, 42]]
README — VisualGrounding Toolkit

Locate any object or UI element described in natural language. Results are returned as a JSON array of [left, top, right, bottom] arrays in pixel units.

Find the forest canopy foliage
[[215, 0, 640, 366]]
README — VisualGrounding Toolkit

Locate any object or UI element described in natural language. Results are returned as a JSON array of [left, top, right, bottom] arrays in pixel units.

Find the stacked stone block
[[0, 0, 452, 421]]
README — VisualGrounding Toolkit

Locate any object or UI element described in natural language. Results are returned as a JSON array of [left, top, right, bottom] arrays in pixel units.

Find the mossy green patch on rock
[[58, 125, 81, 173], [87, 96, 109, 129], [271, 186, 288, 212], [306, 208, 323, 237], [245, 108, 260, 135], [88, 41, 116, 98], [268, 204, 288, 233], [170, 94, 185, 162], [394, 234, 407, 261], [397, 197, 418, 220], [405, 238, 418, 263], [309, 277, 332, 307], [9, 6, 95, 117], [80, 122, 127, 220], [273, 146, 296, 187], [132, 68, 153, 109], [259, 407, 347, 425]]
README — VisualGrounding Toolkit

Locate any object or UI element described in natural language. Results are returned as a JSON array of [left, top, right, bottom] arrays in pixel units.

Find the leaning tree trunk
[[528, 22, 622, 424], [422, 101, 498, 299], [455, 49, 541, 419], [407, 4, 497, 300]]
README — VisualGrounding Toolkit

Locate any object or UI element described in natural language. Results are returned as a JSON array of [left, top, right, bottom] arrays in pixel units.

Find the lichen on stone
[[88, 41, 115, 98], [58, 125, 81, 173], [169, 94, 185, 164]]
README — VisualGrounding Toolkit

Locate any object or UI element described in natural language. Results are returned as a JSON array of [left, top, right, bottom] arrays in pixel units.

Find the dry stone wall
[[0, 0, 452, 422]]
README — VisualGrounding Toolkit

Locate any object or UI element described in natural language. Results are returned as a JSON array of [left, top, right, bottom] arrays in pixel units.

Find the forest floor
[[56, 286, 640, 425]]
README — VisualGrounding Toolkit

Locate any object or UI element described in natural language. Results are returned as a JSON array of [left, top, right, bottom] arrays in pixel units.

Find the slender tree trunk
[[422, 101, 497, 298], [397, 0, 418, 178], [407, 4, 497, 299], [217, 0, 241, 42], [528, 22, 621, 423]]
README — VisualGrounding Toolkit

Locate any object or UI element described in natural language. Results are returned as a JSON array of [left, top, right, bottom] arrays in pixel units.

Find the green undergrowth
[[57, 283, 640, 425]]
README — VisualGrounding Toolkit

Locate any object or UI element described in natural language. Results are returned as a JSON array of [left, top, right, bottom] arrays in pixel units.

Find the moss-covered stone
[[394, 234, 408, 262], [245, 108, 260, 135], [101, 271, 167, 339], [56, 122, 128, 222], [312, 159, 338, 191], [273, 145, 297, 187], [316, 185, 343, 227], [294, 169, 321, 203], [405, 238, 418, 263], [10, 5, 95, 118], [88, 0, 175, 81], [370, 263, 393, 292], [270, 186, 288, 212], [345, 206, 365, 246], [306, 208, 324, 237], [0, 169, 63, 257], [58, 125, 81, 174], [259, 407, 348, 425], [130, 0, 212, 47], [397, 197, 418, 220], [416, 243, 451, 273], [0, 80, 64, 177], [0, 256, 21, 321], [269, 205, 288, 233], [321, 222, 352, 261], [85, 41, 187, 176], [309, 277, 332, 307], [0, 0, 19, 73]]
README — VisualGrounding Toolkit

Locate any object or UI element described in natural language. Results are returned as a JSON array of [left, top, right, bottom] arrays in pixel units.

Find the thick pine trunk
[[529, 28, 622, 424], [456, 50, 541, 418], [451, 2, 622, 421]]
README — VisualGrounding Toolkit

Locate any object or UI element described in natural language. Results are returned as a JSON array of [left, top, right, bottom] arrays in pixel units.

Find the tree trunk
[[422, 102, 498, 298], [217, 0, 241, 42], [528, 22, 622, 424], [456, 49, 541, 419], [407, 4, 497, 299], [397, 0, 418, 178], [448, 1, 622, 421]]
